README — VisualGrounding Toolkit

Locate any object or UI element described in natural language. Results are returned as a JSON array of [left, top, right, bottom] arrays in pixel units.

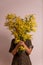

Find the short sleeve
[[25, 39, 33, 49], [9, 39, 16, 53]]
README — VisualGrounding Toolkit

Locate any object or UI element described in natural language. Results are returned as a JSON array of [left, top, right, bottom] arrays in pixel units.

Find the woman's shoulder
[[26, 39, 33, 49], [12, 38, 15, 41], [11, 38, 15, 44], [26, 39, 31, 43], [25, 39, 32, 46]]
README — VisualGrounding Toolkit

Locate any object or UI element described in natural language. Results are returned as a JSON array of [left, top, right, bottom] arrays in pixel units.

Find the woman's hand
[[19, 41, 25, 46]]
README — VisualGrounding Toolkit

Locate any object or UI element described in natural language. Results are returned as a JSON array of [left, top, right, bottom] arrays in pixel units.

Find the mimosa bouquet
[[4, 13, 37, 51]]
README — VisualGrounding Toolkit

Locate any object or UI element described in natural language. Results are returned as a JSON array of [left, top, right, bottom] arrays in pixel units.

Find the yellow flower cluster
[[5, 13, 37, 51]]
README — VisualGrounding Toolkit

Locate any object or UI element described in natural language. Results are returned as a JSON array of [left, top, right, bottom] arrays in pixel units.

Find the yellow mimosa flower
[[4, 13, 37, 51]]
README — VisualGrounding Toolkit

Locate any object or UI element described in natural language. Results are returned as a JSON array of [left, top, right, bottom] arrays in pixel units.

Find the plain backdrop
[[0, 0, 42, 65]]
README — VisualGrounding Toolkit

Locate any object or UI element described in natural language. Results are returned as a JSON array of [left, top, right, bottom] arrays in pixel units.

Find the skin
[[11, 41, 32, 55]]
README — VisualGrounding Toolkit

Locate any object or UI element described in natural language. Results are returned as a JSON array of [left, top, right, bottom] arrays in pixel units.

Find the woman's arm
[[23, 43, 32, 55], [19, 41, 33, 55], [11, 44, 19, 55]]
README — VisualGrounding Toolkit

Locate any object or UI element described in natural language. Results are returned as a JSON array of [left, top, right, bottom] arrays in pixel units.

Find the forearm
[[24, 44, 32, 55], [11, 44, 19, 55]]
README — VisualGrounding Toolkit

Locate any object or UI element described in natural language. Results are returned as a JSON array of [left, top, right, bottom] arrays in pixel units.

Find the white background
[[0, 0, 42, 65]]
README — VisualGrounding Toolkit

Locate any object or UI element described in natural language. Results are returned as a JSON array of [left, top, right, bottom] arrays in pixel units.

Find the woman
[[9, 39, 33, 65]]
